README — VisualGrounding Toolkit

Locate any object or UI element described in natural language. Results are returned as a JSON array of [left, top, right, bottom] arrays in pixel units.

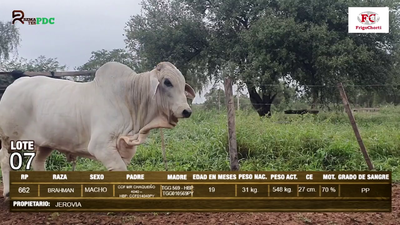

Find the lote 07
[[9, 140, 36, 170]]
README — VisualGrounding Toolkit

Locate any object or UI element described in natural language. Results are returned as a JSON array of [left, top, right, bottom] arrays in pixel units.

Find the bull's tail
[[0, 135, 11, 200]]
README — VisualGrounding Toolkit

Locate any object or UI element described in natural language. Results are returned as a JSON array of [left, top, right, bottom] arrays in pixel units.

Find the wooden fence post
[[224, 77, 239, 171], [160, 128, 168, 171], [237, 86, 240, 111], [218, 89, 221, 111], [338, 83, 374, 170]]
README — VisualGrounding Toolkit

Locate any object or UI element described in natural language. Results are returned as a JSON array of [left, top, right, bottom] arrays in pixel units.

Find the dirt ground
[[1, 184, 399, 225]]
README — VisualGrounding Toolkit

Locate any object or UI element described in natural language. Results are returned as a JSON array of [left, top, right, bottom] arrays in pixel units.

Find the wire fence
[[0, 70, 399, 110], [245, 84, 400, 87], [198, 84, 400, 112]]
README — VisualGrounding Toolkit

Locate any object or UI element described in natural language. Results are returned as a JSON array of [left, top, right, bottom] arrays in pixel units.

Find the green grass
[[1, 105, 399, 181]]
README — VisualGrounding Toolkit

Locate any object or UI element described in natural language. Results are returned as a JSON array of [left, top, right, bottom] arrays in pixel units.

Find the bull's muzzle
[[182, 109, 192, 118]]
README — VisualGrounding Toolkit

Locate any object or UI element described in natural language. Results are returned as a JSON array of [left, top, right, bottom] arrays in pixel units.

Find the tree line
[[1, 0, 400, 116]]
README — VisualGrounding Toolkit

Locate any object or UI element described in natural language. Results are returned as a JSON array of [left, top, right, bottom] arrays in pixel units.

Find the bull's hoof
[[3, 192, 10, 203]]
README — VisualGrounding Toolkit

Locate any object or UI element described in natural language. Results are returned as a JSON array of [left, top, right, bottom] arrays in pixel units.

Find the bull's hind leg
[[66, 153, 77, 171], [32, 147, 53, 171], [0, 147, 11, 199]]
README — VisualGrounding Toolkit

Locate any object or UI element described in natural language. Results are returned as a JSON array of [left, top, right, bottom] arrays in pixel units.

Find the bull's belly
[[28, 128, 90, 153], [25, 132, 94, 159], [0, 118, 91, 156]]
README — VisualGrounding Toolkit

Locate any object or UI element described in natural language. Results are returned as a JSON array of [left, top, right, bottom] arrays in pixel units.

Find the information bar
[[9, 171, 391, 212]]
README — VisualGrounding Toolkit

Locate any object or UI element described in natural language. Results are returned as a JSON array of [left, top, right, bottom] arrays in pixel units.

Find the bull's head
[[150, 62, 196, 126], [118, 62, 196, 148]]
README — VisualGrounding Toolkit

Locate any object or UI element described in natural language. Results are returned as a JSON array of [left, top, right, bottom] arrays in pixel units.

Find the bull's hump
[[96, 62, 134, 77], [94, 62, 136, 85]]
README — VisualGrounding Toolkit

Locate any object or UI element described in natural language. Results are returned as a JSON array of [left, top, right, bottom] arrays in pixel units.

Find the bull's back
[[0, 77, 37, 138], [0, 76, 93, 151]]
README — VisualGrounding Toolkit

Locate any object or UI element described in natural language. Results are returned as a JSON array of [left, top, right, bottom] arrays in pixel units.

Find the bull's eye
[[164, 79, 173, 87]]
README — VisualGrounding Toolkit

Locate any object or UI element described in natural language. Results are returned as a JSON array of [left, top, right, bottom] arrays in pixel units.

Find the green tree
[[265, 0, 400, 108], [2, 55, 66, 72], [124, 0, 210, 93], [0, 55, 67, 98], [125, 0, 400, 116], [75, 48, 138, 82], [0, 21, 21, 86], [0, 21, 20, 62], [184, 0, 286, 116], [125, 0, 280, 115]]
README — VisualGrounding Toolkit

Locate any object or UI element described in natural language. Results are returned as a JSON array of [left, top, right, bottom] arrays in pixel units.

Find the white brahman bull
[[0, 61, 195, 199]]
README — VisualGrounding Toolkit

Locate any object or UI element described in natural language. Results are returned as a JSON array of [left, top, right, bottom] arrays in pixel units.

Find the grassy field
[[1, 105, 399, 181]]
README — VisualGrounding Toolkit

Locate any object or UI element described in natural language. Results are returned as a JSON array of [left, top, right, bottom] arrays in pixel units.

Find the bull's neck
[[129, 72, 165, 134]]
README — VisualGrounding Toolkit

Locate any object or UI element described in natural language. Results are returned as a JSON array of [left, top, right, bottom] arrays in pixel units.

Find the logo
[[357, 11, 380, 25], [12, 10, 24, 24], [348, 7, 389, 33], [12, 10, 55, 25]]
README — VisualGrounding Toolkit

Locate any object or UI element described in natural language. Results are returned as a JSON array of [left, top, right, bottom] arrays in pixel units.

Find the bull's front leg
[[87, 136, 128, 171], [32, 147, 53, 171], [0, 147, 11, 199], [117, 136, 138, 166]]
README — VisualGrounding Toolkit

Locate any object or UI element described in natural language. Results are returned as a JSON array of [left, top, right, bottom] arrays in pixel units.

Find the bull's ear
[[156, 62, 164, 71], [185, 83, 195, 99], [150, 76, 160, 99]]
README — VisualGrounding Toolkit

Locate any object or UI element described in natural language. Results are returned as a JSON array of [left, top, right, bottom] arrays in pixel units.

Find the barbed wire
[[234, 84, 400, 88], [225, 103, 340, 106], [200, 102, 394, 106]]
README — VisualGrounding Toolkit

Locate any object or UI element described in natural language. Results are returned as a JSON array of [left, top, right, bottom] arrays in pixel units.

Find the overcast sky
[[1, 0, 141, 68], [0, 0, 244, 103]]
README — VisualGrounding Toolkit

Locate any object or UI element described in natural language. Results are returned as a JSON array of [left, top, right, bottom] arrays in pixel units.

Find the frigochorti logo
[[348, 7, 389, 33], [356, 11, 381, 31], [12, 10, 55, 25]]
